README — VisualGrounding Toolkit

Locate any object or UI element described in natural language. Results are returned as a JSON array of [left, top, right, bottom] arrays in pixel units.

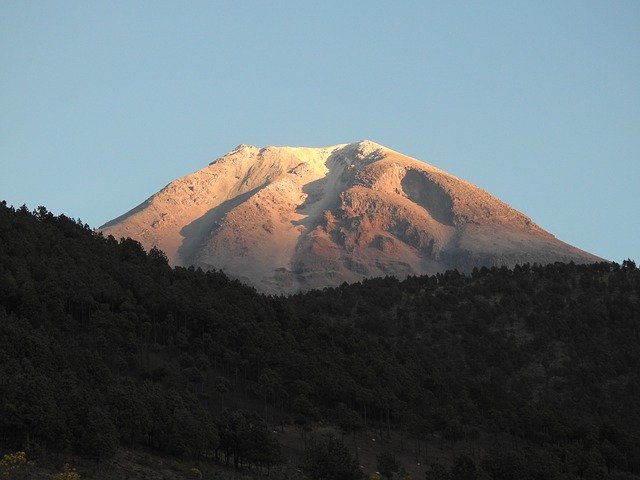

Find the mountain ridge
[[100, 140, 601, 293]]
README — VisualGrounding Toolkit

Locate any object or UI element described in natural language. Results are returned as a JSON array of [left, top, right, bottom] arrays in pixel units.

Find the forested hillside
[[1, 201, 639, 479]]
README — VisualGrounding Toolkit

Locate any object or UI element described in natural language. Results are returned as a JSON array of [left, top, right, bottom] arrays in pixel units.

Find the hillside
[[1, 201, 639, 479], [100, 141, 600, 293]]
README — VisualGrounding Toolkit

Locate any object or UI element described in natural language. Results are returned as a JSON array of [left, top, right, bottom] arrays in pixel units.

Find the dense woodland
[[1, 201, 639, 479]]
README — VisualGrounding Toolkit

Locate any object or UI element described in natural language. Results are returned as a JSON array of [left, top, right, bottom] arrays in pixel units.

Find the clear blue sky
[[1, 1, 638, 262]]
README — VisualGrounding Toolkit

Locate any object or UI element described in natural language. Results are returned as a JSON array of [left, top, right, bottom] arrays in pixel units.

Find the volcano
[[101, 141, 601, 293]]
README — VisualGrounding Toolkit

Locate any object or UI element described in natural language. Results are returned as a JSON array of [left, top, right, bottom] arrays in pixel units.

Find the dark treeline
[[0, 201, 639, 479]]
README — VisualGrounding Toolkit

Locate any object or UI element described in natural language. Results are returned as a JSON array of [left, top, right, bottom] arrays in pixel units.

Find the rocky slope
[[100, 141, 601, 293]]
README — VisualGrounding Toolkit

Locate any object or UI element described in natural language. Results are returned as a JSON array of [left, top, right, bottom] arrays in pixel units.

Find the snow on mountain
[[100, 141, 601, 293]]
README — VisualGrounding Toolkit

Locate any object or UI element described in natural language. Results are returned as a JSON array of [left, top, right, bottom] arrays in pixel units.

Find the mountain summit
[[100, 141, 600, 293]]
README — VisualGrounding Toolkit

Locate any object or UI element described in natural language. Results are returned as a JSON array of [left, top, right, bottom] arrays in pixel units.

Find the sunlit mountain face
[[101, 140, 601, 293]]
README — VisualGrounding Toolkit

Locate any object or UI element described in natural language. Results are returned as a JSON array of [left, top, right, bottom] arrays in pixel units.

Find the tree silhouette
[[303, 434, 361, 480]]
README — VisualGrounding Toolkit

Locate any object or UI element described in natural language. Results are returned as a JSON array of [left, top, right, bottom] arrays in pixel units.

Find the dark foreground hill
[[1, 201, 639, 479]]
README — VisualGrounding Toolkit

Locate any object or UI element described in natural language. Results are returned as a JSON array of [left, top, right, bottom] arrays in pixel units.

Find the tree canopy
[[0, 201, 639, 479]]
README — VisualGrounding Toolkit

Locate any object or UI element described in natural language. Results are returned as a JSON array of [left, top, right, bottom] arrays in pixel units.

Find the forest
[[0, 201, 639, 479]]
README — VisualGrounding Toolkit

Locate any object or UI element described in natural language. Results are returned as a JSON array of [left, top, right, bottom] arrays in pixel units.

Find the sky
[[1, 1, 638, 262]]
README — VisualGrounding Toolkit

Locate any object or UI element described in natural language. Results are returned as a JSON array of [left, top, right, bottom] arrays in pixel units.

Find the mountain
[[100, 140, 600, 293]]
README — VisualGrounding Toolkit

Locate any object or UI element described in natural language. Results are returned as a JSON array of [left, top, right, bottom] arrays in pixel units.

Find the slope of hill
[[1, 202, 639, 479], [101, 141, 601, 293]]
